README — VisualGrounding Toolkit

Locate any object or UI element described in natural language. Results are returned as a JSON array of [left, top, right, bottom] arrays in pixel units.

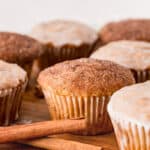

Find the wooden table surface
[[0, 91, 118, 150]]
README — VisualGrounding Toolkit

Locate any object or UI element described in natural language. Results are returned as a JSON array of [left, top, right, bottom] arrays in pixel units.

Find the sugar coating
[[91, 40, 150, 70], [0, 60, 27, 89], [30, 20, 98, 47], [38, 58, 135, 96], [108, 81, 150, 126], [100, 19, 150, 44], [0, 32, 44, 63]]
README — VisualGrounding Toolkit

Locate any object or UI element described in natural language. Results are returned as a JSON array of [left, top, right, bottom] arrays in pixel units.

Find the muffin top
[[0, 32, 44, 64], [0, 60, 27, 90], [30, 20, 98, 47], [108, 81, 150, 126], [100, 19, 150, 44], [91, 40, 150, 70], [38, 58, 135, 96]]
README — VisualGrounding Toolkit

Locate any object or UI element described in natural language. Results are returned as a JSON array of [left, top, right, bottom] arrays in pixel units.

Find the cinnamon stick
[[20, 137, 102, 150], [0, 119, 86, 143]]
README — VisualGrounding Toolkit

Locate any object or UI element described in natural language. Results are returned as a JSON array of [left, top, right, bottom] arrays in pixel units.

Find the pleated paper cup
[[34, 43, 95, 69], [109, 115, 150, 150], [0, 79, 27, 126], [43, 88, 113, 135], [46, 44, 93, 65], [132, 69, 150, 83]]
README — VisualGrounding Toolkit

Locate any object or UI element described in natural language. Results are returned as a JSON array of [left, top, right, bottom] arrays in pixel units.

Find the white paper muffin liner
[[43, 88, 113, 135], [0, 79, 27, 126], [132, 69, 150, 83], [109, 115, 150, 150]]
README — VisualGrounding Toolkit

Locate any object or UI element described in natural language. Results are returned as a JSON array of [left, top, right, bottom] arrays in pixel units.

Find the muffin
[[30, 20, 99, 67], [0, 32, 45, 78], [108, 81, 150, 150], [91, 40, 150, 83], [0, 60, 27, 126], [38, 58, 135, 135], [100, 19, 150, 44]]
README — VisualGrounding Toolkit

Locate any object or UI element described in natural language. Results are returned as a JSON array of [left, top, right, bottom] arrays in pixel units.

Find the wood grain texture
[[20, 137, 102, 150], [0, 91, 118, 150]]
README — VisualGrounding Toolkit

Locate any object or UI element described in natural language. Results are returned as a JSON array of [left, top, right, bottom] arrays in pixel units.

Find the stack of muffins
[[0, 32, 44, 125], [0, 18, 149, 149]]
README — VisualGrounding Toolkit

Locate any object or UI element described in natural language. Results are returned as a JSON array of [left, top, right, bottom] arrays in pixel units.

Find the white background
[[0, 0, 150, 33]]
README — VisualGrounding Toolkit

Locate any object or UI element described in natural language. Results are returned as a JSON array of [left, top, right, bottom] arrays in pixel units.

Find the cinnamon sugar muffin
[[100, 19, 150, 44], [91, 40, 150, 83], [0, 60, 27, 126], [38, 58, 135, 135], [30, 20, 99, 67], [0, 32, 45, 77], [108, 81, 150, 150]]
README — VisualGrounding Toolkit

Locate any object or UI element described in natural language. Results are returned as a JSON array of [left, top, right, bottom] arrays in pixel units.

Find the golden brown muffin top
[[100, 19, 150, 44], [38, 58, 135, 96], [30, 20, 98, 47], [91, 40, 150, 70], [0, 32, 45, 64], [108, 81, 150, 126]]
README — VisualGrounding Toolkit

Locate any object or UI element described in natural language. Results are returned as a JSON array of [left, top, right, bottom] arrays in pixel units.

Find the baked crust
[[100, 19, 150, 44], [0, 32, 45, 64], [38, 58, 135, 96]]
